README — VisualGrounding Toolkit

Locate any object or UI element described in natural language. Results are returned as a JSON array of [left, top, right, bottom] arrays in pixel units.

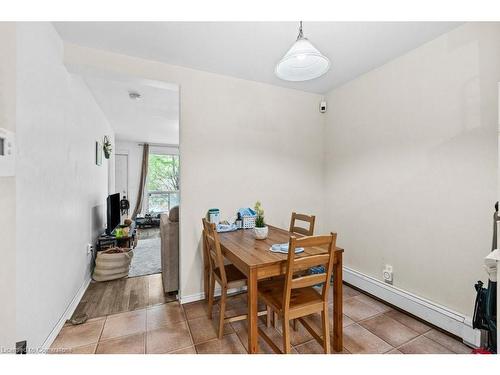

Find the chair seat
[[214, 264, 246, 284], [258, 278, 323, 317]]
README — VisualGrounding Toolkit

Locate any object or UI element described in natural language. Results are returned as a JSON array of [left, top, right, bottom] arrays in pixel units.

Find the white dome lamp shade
[[275, 22, 330, 82]]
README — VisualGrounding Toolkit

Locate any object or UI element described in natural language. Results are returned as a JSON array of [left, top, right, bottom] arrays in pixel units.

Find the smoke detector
[[128, 91, 142, 101]]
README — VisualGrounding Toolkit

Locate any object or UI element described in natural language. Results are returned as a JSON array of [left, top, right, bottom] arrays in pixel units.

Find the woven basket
[[93, 247, 133, 282], [242, 216, 256, 229]]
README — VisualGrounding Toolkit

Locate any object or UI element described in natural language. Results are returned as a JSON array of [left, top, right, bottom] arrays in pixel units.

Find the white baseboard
[[41, 275, 91, 351], [180, 291, 206, 304], [180, 286, 246, 305], [343, 266, 481, 348]]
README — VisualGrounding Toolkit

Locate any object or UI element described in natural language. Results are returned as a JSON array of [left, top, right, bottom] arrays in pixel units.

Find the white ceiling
[[55, 22, 461, 94], [83, 75, 179, 144]]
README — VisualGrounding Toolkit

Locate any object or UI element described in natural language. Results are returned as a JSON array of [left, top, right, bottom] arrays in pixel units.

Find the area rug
[[128, 236, 161, 277]]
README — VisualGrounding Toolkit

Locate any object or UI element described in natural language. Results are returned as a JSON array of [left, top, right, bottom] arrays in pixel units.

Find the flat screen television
[[106, 193, 121, 235]]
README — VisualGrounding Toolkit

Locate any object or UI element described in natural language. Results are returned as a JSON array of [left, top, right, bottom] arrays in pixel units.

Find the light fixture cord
[[297, 21, 303, 40]]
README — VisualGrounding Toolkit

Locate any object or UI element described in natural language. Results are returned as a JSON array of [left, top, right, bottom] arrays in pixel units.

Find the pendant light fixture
[[275, 21, 330, 82]]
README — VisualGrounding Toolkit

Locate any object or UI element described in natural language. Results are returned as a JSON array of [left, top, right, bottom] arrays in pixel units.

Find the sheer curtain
[[131, 144, 149, 219]]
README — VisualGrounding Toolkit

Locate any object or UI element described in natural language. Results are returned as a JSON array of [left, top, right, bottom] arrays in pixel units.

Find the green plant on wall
[[103, 136, 112, 159], [254, 201, 265, 228]]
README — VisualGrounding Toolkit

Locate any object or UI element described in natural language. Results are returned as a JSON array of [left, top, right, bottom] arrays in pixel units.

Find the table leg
[[333, 251, 343, 352], [247, 268, 258, 354]]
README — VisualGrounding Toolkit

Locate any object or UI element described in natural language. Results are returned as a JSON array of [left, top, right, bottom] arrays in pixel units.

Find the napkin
[[270, 243, 304, 254]]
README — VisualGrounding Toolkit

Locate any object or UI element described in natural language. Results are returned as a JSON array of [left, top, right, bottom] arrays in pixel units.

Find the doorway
[[115, 153, 129, 199], [67, 66, 181, 321]]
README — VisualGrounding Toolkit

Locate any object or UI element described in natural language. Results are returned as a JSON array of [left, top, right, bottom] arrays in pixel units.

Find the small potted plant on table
[[253, 201, 268, 240]]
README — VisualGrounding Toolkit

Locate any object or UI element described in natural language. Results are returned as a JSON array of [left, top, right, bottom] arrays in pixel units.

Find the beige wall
[[63, 44, 327, 299], [324, 22, 500, 316], [0, 22, 16, 352]]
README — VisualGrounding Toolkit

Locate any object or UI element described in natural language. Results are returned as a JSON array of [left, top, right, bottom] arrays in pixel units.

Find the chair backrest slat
[[282, 233, 337, 309], [290, 226, 312, 236], [290, 273, 328, 289], [293, 253, 330, 270], [202, 218, 227, 284], [289, 212, 316, 236], [291, 235, 332, 248]]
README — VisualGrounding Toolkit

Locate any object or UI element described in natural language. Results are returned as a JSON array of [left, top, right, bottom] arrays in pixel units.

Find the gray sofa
[[160, 206, 179, 293]]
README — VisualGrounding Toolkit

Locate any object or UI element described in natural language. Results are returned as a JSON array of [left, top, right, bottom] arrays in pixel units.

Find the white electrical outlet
[[383, 265, 393, 284], [86, 243, 93, 255]]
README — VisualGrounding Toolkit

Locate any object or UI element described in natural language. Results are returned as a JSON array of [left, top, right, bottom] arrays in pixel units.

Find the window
[[147, 154, 179, 213]]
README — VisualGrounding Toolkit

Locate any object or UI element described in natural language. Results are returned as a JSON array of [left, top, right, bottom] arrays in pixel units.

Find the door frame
[[115, 152, 129, 201]]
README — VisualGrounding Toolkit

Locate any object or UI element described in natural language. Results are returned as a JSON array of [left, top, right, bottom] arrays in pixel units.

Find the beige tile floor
[[50, 285, 472, 354]]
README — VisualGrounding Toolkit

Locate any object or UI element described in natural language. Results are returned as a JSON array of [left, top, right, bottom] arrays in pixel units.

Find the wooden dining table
[[203, 225, 344, 354]]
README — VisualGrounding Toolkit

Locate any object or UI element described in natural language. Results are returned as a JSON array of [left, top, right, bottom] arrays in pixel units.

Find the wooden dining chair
[[258, 233, 337, 354], [202, 218, 249, 338], [289, 212, 316, 236], [268, 212, 317, 330]]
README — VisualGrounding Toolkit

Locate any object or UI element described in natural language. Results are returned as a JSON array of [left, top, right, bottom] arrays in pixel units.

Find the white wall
[[0, 22, 17, 352], [115, 139, 179, 217], [15, 23, 114, 349], [324, 22, 500, 317], [63, 44, 326, 300]]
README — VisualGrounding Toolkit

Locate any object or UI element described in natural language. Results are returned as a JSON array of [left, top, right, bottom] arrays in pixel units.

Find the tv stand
[[97, 221, 137, 251]]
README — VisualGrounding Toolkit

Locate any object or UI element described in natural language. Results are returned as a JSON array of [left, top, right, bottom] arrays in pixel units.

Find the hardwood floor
[[72, 274, 177, 320]]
